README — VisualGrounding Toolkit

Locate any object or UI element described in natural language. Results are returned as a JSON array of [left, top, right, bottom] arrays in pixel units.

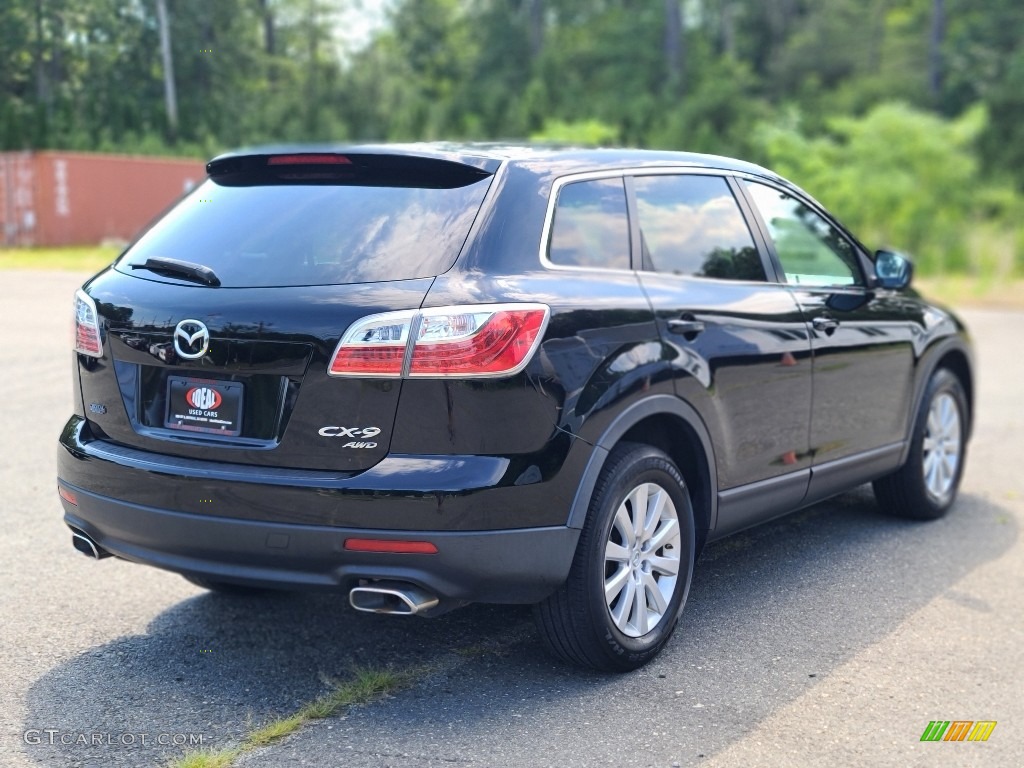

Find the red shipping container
[[0, 151, 205, 247]]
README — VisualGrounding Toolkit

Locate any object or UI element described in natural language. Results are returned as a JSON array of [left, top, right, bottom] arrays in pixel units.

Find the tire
[[873, 368, 968, 520], [183, 575, 272, 596], [534, 442, 696, 672]]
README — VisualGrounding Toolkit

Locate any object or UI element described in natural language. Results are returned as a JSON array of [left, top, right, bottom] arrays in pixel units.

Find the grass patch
[[166, 666, 414, 768], [171, 748, 242, 768], [915, 274, 1024, 310], [245, 714, 306, 747], [0, 245, 120, 272]]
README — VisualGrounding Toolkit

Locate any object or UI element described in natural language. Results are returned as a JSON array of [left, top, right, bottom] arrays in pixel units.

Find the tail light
[[329, 304, 549, 379], [73, 289, 103, 357], [329, 311, 412, 377], [409, 307, 548, 376]]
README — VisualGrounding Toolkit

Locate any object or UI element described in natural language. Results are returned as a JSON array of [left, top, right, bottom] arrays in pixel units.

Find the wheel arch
[[899, 337, 974, 467], [566, 395, 718, 553], [934, 347, 973, 438]]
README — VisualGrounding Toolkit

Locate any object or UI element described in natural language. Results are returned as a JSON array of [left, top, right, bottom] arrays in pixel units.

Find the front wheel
[[873, 368, 968, 520], [534, 442, 696, 672]]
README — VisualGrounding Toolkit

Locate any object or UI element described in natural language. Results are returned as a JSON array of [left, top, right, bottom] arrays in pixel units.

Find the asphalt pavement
[[1, 270, 1021, 768]]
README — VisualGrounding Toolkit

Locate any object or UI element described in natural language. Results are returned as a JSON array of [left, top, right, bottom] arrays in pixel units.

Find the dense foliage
[[2, 0, 1021, 273]]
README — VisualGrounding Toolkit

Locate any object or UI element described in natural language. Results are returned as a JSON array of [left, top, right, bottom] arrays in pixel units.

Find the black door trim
[[712, 441, 906, 541], [713, 469, 811, 540], [804, 441, 905, 506]]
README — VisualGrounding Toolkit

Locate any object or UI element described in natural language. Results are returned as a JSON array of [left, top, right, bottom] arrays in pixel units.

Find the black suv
[[59, 145, 973, 671]]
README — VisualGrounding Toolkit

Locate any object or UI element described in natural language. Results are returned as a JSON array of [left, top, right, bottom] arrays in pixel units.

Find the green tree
[[941, 0, 1024, 187], [757, 102, 987, 272]]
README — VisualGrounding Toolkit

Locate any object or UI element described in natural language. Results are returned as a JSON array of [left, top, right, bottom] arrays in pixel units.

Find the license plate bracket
[[164, 376, 244, 436]]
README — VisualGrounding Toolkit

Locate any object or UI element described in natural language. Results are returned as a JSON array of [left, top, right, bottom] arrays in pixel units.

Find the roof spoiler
[[206, 152, 494, 189]]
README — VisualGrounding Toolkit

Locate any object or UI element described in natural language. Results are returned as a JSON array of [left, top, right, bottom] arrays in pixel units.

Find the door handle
[[812, 316, 840, 335], [667, 316, 705, 338]]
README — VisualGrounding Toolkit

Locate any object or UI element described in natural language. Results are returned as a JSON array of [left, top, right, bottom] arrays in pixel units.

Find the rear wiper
[[131, 257, 221, 287]]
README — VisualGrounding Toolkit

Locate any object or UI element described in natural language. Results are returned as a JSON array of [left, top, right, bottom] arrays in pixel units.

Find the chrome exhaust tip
[[349, 581, 439, 616], [71, 530, 111, 560]]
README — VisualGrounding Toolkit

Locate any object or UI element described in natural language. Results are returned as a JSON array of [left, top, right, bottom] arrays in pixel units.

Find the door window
[[547, 177, 630, 269], [632, 174, 765, 281], [743, 181, 862, 287]]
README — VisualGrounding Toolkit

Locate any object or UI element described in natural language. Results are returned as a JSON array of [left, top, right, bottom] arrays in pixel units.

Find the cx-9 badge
[[318, 426, 381, 448]]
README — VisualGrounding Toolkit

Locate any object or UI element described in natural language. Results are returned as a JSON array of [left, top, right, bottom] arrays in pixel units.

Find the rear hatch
[[75, 150, 496, 472]]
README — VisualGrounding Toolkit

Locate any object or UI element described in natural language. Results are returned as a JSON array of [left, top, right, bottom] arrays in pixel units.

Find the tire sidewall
[[584, 449, 696, 666]]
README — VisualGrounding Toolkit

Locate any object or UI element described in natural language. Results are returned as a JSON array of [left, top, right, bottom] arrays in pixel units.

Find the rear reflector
[[328, 304, 550, 379], [58, 486, 78, 506], [73, 289, 102, 357], [344, 538, 438, 554], [267, 154, 352, 166]]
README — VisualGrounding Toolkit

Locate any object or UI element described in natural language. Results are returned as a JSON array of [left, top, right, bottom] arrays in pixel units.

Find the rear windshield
[[116, 175, 492, 287]]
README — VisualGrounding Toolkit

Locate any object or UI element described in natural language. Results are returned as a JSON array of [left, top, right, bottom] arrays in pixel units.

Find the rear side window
[[117, 175, 492, 287], [547, 177, 630, 270], [633, 174, 765, 281], [743, 181, 862, 287]]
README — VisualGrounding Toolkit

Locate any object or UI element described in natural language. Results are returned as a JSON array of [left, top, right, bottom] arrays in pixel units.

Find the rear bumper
[[57, 416, 581, 604], [61, 484, 577, 603]]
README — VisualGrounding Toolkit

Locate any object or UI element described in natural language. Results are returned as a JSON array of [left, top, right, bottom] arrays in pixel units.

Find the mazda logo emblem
[[173, 319, 210, 360]]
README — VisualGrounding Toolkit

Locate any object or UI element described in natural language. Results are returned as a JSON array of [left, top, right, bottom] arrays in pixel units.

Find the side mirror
[[874, 249, 913, 290]]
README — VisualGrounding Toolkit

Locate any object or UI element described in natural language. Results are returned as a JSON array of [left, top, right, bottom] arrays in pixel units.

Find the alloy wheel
[[922, 391, 962, 502], [604, 482, 681, 638]]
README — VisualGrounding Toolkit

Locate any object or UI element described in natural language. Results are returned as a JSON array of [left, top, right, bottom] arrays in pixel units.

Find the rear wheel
[[535, 442, 696, 672], [873, 368, 968, 520]]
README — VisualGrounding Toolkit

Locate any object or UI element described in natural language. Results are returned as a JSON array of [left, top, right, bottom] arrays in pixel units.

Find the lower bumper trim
[[60, 482, 579, 605]]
